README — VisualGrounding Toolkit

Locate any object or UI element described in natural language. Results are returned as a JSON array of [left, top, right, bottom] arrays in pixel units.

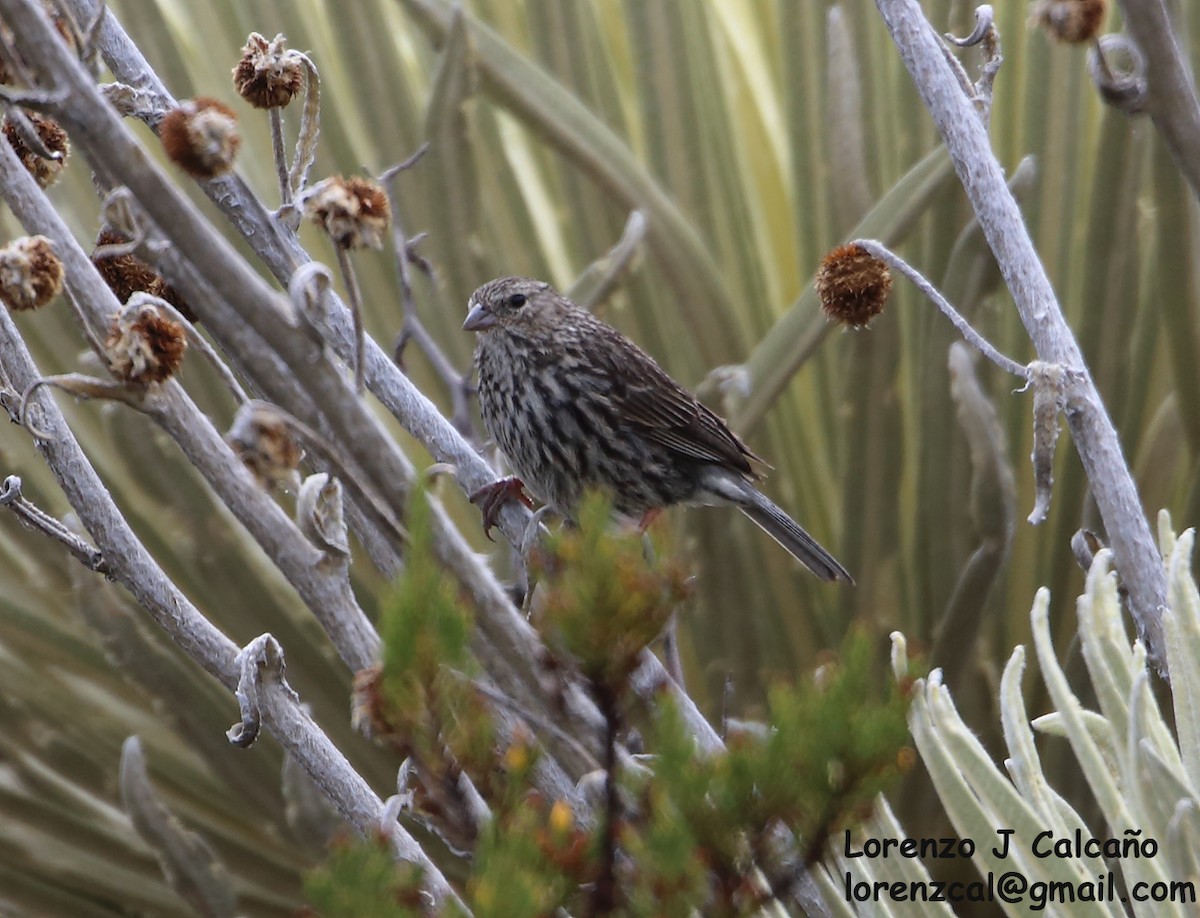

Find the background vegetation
[[0, 0, 1195, 913]]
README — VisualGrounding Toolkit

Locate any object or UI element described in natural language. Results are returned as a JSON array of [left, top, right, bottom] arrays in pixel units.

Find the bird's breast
[[474, 334, 702, 515]]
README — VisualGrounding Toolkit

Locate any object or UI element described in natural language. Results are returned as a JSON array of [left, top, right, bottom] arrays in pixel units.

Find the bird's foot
[[637, 508, 664, 533], [469, 476, 534, 541]]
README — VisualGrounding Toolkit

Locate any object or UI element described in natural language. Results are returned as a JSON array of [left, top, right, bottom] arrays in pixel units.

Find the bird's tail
[[733, 483, 853, 583]]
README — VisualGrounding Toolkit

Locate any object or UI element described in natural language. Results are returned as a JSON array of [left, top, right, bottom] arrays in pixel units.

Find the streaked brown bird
[[463, 276, 852, 583]]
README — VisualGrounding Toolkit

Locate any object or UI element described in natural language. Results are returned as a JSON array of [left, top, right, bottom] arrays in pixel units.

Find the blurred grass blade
[[120, 736, 240, 917], [931, 342, 1015, 680], [423, 5, 487, 310], [826, 5, 872, 232], [567, 209, 647, 310], [399, 0, 739, 342]]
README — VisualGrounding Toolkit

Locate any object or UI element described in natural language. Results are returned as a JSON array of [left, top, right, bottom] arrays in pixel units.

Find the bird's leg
[[469, 476, 534, 540], [637, 507, 663, 533]]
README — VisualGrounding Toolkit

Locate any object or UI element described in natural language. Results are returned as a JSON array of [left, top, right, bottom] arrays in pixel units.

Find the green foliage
[[467, 796, 582, 918], [645, 629, 913, 905], [621, 779, 709, 917], [380, 488, 471, 691], [303, 833, 427, 918], [373, 486, 494, 774], [531, 490, 692, 688], [306, 524, 909, 916], [839, 526, 1200, 917]]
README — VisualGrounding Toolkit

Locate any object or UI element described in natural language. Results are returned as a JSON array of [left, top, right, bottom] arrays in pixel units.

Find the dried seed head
[[0, 6, 79, 86], [304, 175, 391, 249], [226, 402, 304, 489], [91, 229, 197, 321], [1032, 0, 1106, 44], [159, 97, 241, 179], [104, 301, 187, 384], [350, 664, 388, 739], [816, 243, 892, 328], [233, 32, 305, 109], [92, 229, 158, 302], [0, 235, 63, 312], [3, 112, 69, 188]]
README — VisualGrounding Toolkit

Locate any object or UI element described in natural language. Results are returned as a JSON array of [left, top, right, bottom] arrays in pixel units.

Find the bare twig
[[590, 682, 621, 916], [944, 5, 1002, 121], [129, 291, 251, 404], [0, 293, 461, 903], [852, 238, 1028, 379], [1112, 0, 1200, 200], [1087, 34, 1149, 112], [0, 474, 108, 573], [269, 107, 289, 205], [241, 398, 407, 545], [334, 245, 367, 394], [874, 0, 1168, 665], [382, 145, 477, 441], [286, 50, 321, 199], [0, 84, 67, 110], [19, 372, 143, 430]]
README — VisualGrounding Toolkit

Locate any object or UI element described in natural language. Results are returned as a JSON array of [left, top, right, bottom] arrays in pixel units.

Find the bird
[[463, 276, 852, 583]]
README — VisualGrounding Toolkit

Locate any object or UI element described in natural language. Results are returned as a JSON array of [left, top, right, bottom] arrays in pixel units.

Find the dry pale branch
[[874, 0, 1168, 665], [0, 298, 460, 906]]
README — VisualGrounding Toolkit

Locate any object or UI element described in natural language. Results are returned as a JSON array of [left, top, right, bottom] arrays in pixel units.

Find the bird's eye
[[508, 293, 527, 308]]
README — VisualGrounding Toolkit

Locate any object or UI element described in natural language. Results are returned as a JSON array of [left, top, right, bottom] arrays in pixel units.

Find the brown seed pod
[[104, 301, 188, 385], [0, 235, 64, 312], [350, 664, 389, 739], [1032, 0, 1106, 44], [0, 5, 79, 86], [159, 97, 241, 179], [233, 32, 305, 109], [226, 402, 304, 489], [92, 229, 158, 302], [815, 243, 893, 329], [3, 112, 69, 188], [303, 175, 391, 249], [91, 229, 197, 322]]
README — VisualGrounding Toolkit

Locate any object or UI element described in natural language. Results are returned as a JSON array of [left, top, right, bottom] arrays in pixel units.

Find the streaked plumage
[[464, 276, 851, 582]]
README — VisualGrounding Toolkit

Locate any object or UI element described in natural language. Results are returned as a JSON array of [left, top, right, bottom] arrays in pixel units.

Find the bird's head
[[463, 276, 565, 334]]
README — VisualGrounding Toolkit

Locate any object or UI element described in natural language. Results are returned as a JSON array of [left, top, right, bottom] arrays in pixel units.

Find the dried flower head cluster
[[226, 403, 303, 489], [815, 244, 893, 329], [104, 301, 188, 385], [0, 235, 63, 312], [92, 230, 196, 321], [1032, 0, 1106, 44], [303, 176, 391, 249], [0, 6, 79, 86], [232, 32, 305, 109], [3, 112, 69, 188], [159, 97, 241, 179]]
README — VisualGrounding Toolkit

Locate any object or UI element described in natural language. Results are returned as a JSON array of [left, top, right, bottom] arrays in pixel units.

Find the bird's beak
[[463, 300, 497, 331]]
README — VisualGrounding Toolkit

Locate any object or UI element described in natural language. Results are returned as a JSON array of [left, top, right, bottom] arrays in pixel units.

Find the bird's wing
[[592, 324, 759, 477]]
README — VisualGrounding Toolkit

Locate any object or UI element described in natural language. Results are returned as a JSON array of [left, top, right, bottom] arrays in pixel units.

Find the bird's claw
[[637, 508, 663, 533], [469, 477, 533, 540]]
